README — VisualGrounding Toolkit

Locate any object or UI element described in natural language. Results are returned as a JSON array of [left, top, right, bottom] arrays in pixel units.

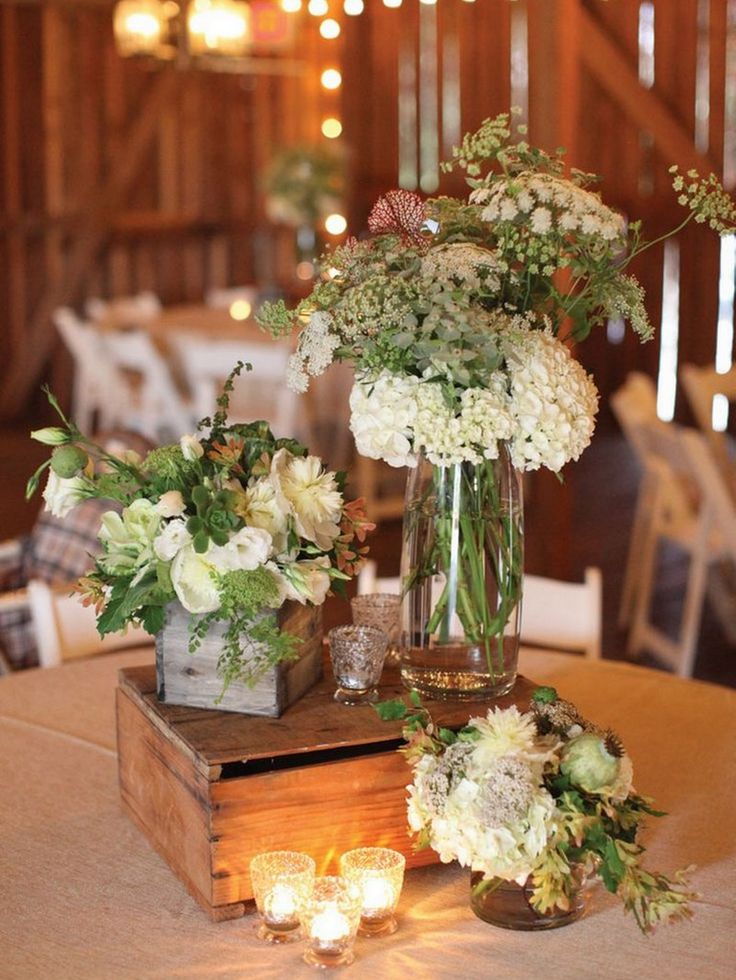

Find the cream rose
[[153, 519, 192, 562], [42, 471, 88, 518]]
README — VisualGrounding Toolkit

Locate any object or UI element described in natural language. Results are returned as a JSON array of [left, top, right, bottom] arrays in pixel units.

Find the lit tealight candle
[[249, 851, 315, 944], [310, 905, 351, 952], [263, 883, 300, 932], [339, 847, 406, 937], [302, 877, 361, 968], [361, 875, 394, 918]]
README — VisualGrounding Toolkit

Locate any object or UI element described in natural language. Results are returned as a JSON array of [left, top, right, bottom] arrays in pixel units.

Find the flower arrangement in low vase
[[258, 109, 736, 701], [376, 686, 695, 934], [28, 364, 374, 711]]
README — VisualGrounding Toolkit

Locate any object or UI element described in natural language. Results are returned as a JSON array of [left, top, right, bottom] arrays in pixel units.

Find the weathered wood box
[[116, 660, 536, 921], [155, 601, 322, 718]]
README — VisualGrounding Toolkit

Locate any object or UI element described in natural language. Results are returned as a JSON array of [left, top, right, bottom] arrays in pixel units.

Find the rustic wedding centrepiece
[[28, 367, 373, 714], [377, 686, 696, 934], [259, 109, 736, 702]]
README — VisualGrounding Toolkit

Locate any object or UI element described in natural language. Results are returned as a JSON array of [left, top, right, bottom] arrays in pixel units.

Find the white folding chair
[[357, 561, 602, 659], [625, 420, 731, 676], [100, 329, 197, 442], [53, 307, 129, 432], [680, 362, 736, 492], [171, 336, 305, 440], [611, 372, 692, 629], [26, 580, 148, 668]]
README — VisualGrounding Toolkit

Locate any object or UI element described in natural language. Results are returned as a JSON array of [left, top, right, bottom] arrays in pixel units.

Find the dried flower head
[[368, 189, 427, 246]]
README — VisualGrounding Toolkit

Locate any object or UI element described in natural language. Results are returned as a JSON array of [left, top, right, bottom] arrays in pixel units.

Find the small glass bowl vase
[[350, 594, 401, 666], [469, 871, 586, 931], [339, 847, 405, 937], [249, 851, 316, 943], [301, 876, 362, 969], [328, 625, 389, 705]]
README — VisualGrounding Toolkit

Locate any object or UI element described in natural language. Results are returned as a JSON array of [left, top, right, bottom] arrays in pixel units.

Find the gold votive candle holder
[[350, 593, 401, 666], [249, 851, 316, 944], [339, 847, 406, 936], [300, 876, 362, 968]]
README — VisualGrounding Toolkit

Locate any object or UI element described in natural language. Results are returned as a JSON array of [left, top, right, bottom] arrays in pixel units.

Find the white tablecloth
[[0, 648, 734, 979]]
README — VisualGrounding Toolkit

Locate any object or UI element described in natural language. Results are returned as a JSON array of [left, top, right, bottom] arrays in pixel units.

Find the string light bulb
[[344, 0, 364, 12], [325, 213, 347, 235], [308, 0, 329, 15], [321, 67, 342, 89], [319, 17, 341, 38], [382, 0, 402, 7], [280, 0, 302, 11], [321, 117, 343, 138]]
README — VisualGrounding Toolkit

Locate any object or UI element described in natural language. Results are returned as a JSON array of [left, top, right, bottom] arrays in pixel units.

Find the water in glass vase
[[399, 446, 523, 701]]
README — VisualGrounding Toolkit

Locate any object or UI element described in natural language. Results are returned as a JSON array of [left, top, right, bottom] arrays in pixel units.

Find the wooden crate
[[116, 661, 537, 921], [155, 601, 322, 717]]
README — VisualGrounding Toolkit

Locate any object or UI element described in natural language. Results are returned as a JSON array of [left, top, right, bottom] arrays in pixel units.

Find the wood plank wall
[[0, 0, 734, 422]]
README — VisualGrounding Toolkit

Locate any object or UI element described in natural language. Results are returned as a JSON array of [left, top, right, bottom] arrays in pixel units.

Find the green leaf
[[409, 689, 423, 708], [97, 573, 158, 636], [192, 485, 209, 510], [373, 699, 409, 721], [437, 727, 457, 745], [193, 531, 209, 553], [140, 604, 166, 635]]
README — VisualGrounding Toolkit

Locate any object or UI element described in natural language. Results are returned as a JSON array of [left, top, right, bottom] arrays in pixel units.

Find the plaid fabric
[[0, 499, 115, 669]]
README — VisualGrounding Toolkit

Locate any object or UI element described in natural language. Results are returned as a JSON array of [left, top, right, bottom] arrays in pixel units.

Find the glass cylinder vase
[[469, 871, 585, 931], [399, 446, 523, 700]]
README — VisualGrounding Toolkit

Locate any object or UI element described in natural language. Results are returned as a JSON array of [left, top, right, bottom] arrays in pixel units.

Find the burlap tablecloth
[[1, 648, 733, 980]]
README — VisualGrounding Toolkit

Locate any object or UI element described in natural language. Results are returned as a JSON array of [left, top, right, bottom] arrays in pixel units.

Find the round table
[[0, 648, 733, 979]]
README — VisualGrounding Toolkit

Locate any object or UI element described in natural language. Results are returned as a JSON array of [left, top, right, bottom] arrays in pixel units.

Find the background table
[[1, 648, 734, 979]]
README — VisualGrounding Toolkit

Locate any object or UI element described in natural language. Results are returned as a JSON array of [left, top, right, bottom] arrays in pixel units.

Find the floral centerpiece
[[377, 687, 695, 934], [258, 109, 736, 701], [28, 366, 373, 702]]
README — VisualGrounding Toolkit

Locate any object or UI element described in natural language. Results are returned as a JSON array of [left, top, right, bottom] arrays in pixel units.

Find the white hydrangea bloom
[[349, 372, 420, 468], [502, 329, 599, 472]]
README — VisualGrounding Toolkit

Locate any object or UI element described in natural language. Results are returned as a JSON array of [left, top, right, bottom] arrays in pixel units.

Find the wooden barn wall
[[1, 0, 735, 421], [0, 1, 327, 418]]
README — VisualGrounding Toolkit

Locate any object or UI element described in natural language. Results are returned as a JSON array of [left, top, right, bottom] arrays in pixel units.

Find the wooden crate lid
[[118, 661, 538, 780]]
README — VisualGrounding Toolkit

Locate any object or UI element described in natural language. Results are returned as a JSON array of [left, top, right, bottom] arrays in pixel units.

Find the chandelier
[[113, 0, 296, 70]]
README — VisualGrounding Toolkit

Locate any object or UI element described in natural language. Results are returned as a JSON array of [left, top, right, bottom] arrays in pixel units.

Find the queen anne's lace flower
[[481, 172, 626, 254], [421, 242, 506, 293], [502, 329, 599, 472]]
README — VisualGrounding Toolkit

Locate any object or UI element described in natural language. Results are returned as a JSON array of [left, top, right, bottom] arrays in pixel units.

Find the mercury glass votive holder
[[249, 851, 316, 944], [339, 847, 406, 936], [328, 625, 389, 705], [301, 876, 362, 969], [350, 593, 401, 666]]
